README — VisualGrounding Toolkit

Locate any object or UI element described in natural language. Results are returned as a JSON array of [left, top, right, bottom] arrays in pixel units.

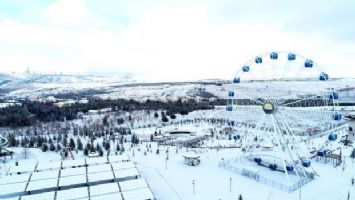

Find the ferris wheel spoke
[[279, 95, 323, 107], [273, 113, 309, 180]]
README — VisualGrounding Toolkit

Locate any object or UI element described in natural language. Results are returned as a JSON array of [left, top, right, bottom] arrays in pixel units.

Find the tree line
[[0, 98, 214, 127]]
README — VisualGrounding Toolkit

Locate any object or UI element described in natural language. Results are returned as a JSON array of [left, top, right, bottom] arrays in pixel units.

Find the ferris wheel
[[226, 51, 344, 183]]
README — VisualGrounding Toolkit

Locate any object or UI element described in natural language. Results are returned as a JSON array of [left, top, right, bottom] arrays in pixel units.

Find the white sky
[[0, 0, 354, 82]]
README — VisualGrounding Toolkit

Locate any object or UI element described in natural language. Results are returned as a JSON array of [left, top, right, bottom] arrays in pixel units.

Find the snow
[[8, 162, 37, 175], [0, 181, 26, 196], [113, 168, 139, 180], [87, 163, 112, 174], [26, 178, 58, 192], [107, 155, 130, 163], [35, 160, 61, 171], [0, 152, 155, 199], [56, 187, 89, 200], [89, 182, 120, 196], [85, 157, 108, 165], [121, 188, 155, 200], [111, 161, 135, 171], [61, 159, 86, 168], [20, 192, 55, 200], [60, 167, 86, 177], [119, 178, 149, 191], [0, 173, 30, 185], [90, 193, 123, 200], [30, 170, 59, 181], [87, 171, 114, 183], [59, 174, 87, 187]]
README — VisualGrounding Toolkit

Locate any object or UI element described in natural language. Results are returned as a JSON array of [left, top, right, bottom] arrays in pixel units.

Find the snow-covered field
[[2, 136, 354, 200], [1, 72, 354, 103]]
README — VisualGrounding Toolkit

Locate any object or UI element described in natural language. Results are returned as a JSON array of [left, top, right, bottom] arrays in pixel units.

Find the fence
[[218, 160, 310, 192]]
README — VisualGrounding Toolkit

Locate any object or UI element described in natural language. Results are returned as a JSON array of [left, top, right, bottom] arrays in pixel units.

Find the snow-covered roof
[[111, 161, 135, 171], [61, 159, 86, 168], [89, 182, 120, 197], [0, 173, 30, 185], [8, 162, 36, 175], [182, 153, 200, 159], [0, 154, 154, 200], [90, 193, 123, 200], [20, 192, 55, 200], [119, 178, 149, 191], [88, 171, 114, 183], [26, 178, 58, 192], [36, 160, 61, 171], [113, 168, 139, 180], [121, 188, 155, 200], [30, 170, 59, 181], [86, 157, 108, 165], [0, 181, 27, 195], [56, 187, 88, 200], [87, 163, 112, 174], [60, 167, 86, 177], [59, 174, 87, 187], [107, 155, 130, 163]]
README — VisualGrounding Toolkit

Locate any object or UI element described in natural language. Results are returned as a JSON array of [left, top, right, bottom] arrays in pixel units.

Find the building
[[347, 118, 355, 141]]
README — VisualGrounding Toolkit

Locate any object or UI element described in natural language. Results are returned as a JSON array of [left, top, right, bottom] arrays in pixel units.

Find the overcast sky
[[0, 0, 354, 81]]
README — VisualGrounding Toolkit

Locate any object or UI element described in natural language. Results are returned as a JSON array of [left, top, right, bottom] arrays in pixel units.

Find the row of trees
[[0, 98, 214, 127]]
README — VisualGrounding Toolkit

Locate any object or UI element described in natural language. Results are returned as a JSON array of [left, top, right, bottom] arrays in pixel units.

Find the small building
[[183, 154, 200, 166], [346, 118, 355, 141]]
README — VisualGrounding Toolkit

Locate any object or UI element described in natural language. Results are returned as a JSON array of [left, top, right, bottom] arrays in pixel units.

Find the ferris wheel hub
[[262, 101, 277, 114]]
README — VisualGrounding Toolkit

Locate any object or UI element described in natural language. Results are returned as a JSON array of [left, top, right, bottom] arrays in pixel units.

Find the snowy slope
[[1, 72, 354, 102]]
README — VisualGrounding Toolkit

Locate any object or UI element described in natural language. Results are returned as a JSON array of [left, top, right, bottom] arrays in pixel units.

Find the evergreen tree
[[49, 143, 56, 151], [56, 143, 61, 151], [69, 138, 76, 149], [162, 115, 169, 123], [77, 138, 83, 151], [98, 147, 104, 156], [42, 143, 48, 152], [351, 148, 355, 159], [37, 136, 43, 147], [29, 137, 34, 147], [83, 147, 89, 156], [154, 112, 159, 118]]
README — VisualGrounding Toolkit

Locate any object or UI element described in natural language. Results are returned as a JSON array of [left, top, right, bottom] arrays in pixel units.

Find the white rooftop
[[61, 159, 86, 168], [121, 188, 155, 200], [111, 161, 135, 171], [60, 167, 86, 177], [56, 187, 88, 200], [88, 171, 114, 183], [119, 178, 149, 191], [86, 157, 108, 165], [87, 163, 112, 174], [0, 181, 27, 196], [0, 173, 30, 185], [8, 162, 36, 175], [36, 161, 61, 171], [20, 192, 55, 200], [26, 178, 58, 192], [59, 174, 87, 187], [30, 170, 59, 181], [107, 155, 130, 163], [89, 182, 120, 196], [113, 168, 139, 180], [90, 193, 123, 200]]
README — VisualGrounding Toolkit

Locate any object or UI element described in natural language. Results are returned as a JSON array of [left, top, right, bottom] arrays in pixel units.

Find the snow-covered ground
[[1, 72, 354, 103], [2, 138, 355, 200]]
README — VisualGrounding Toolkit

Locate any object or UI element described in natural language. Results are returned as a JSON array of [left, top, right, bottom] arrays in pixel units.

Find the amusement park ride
[[0, 134, 13, 161], [226, 51, 345, 184]]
